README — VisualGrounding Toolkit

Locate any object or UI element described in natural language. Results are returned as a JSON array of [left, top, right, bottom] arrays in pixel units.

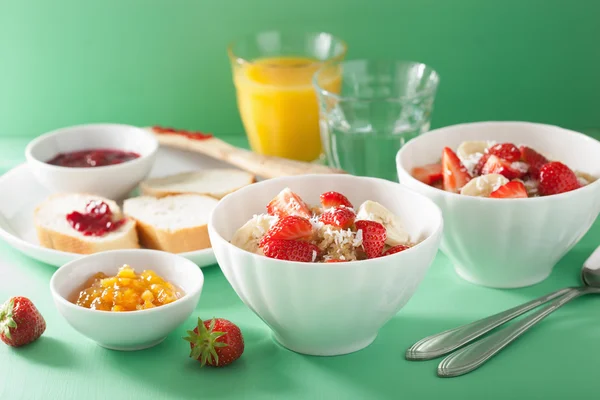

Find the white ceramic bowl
[[397, 121, 600, 288], [208, 174, 443, 356], [50, 249, 204, 351], [25, 123, 158, 199]]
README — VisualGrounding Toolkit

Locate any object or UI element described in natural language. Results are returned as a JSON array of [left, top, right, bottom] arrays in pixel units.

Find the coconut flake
[[511, 161, 529, 174], [353, 229, 364, 247], [460, 152, 484, 176]]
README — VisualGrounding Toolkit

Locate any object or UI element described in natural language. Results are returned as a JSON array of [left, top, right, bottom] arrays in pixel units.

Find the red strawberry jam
[[47, 149, 140, 168], [66, 201, 126, 236], [152, 126, 213, 140]]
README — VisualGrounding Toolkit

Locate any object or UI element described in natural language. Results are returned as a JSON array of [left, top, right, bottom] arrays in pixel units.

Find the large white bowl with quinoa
[[208, 174, 443, 356]]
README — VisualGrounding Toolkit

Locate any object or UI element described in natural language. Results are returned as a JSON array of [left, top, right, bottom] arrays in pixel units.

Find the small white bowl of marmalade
[[50, 249, 204, 351]]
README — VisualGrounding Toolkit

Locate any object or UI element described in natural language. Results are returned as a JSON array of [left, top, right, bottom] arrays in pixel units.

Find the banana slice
[[460, 174, 509, 197], [231, 214, 278, 253], [456, 141, 492, 175], [575, 171, 596, 185], [356, 200, 409, 246], [456, 141, 489, 160]]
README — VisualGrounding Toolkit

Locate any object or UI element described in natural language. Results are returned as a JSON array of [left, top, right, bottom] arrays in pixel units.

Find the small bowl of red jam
[[26, 124, 158, 199]]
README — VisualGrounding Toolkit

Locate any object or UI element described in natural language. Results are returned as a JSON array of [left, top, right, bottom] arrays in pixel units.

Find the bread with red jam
[[139, 169, 255, 200], [123, 194, 217, 253], [34, 193, 139, 254]]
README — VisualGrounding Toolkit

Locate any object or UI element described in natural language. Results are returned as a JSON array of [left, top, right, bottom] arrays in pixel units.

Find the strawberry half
[[319, 207, 355, 229], [266, 188, 311, 219], [262, 239, 319, 262], [538, 162, 581, 196], [184, 317, 244, 367], [0, 297, 46, 347], [320, 191, 353, 209], [259, 216, 313, 247], [355, 220, 387, 259], [473, 153, 490, 176], [411, 163, 443, 185], [383, 244, 411, 255], [489, 181, 528, 199], [481, 155, 525, 180], [488, 143, 521, 162], [520, 146, 548, 179], [442, 147, 472, 192], [325, 259, 348, 263]]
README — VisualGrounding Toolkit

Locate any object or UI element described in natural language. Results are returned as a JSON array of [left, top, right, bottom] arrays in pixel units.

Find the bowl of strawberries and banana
[[396, 121, 600, 289], [208, 174, 443, 356]]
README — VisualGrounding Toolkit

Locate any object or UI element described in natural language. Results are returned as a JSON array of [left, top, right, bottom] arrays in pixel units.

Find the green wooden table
[[1, 136, 599, 400]]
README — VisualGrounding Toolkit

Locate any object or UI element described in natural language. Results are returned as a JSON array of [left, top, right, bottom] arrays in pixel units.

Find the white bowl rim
[[25, 123, 159, 172], [209, 173, 444, 268], [396, 120, 600, 203], [49, 249, 204, 315]]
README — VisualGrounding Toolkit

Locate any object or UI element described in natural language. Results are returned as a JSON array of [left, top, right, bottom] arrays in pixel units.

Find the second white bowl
[[50, 249, 204, 351], [208, 174, 443, 356], [397, 121, 600, 288], [25, 123, 158, 199]]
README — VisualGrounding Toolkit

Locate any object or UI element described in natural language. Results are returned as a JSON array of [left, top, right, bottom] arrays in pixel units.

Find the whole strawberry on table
[[184, 317, 244, 367], [0, 296, 46, 347]]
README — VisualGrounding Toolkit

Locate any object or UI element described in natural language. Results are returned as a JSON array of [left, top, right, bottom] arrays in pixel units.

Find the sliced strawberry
[[319, 207, 355, 229], [266, 188, 311, 218], [320, 191, 353, 209], [473, 153, 490, 176], [259, 216, 313, 247], [262, 239, 319, 262], [481, 155, 525, 180], [538, 162, 581, 196], [489, 181, 528, 199], [520, 146, 548, 179], [355, 220, 386, 259], [411, 163, 443, 185], [442, 147, 472, 192], [383, 244, 410, 256], [487, 143, 521, 162], [325, 259, 348, 263]]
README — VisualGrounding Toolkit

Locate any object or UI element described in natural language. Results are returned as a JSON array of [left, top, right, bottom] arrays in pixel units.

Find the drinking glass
[[314, 60, 440, 181], [228, 30, 346, 162]]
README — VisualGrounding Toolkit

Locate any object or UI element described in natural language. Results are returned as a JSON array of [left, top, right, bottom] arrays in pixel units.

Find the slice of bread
[[34, 193, 139, 254], [123, 194, 218, 253], [139, 169, 255, 200]]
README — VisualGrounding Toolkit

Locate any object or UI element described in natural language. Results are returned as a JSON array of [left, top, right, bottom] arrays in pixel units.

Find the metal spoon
[[437, 245, 600, 377], [405, 287, 572, 361], [406, 246, 600, 362]]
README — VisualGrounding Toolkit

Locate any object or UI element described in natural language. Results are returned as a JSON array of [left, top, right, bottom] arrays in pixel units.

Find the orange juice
[[233, 56, 341, 162]]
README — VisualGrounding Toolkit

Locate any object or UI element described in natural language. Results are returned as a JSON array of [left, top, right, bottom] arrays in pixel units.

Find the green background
[[1, 0, 600, 139], [2, 1, 600, 398]]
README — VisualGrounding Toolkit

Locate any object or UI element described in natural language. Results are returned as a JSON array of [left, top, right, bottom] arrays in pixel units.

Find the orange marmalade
[[70, 265, 184, 312]]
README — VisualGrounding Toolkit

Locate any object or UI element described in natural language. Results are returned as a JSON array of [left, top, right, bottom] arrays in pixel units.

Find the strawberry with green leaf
[[184, 317, 244, 367], [0, 297, 46, 347]]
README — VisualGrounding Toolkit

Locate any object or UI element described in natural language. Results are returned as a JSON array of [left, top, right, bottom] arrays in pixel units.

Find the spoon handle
[[437, 287, 597, 377], [405, 287, 573, 360]]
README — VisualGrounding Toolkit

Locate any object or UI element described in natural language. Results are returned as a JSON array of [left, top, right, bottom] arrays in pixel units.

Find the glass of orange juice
[[228, 31, 347, 162]]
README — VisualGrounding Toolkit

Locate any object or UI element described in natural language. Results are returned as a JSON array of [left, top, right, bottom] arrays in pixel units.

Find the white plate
[[0, 146, 236, 268]]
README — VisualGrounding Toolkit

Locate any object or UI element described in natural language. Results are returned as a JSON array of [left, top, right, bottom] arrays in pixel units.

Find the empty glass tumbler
[[313, 60, 440, 181]]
